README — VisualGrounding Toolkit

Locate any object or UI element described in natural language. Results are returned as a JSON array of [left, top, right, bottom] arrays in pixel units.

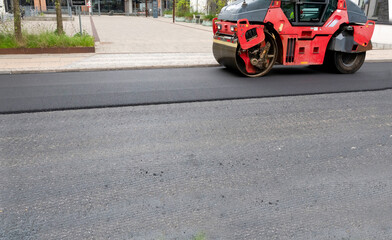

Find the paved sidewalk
[[93, 16, 213, 53], [0, 54, 92, 72], [1, 50, 392, 74], [1, 16, 392, 74]]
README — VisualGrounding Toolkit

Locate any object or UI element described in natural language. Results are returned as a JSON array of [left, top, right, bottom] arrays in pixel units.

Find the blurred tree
[[207, 0, 226, 15], [13, 0, 23, 42], [175, 0, 190, 16], [55, 0, 64, 34]]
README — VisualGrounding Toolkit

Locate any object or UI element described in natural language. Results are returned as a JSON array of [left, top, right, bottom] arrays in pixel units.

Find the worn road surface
[[1, 89, 392, 239], [0, 62, 391, 113]]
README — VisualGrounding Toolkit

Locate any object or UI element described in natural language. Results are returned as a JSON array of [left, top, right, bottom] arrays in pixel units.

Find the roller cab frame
[[212, 0, 375, 77]]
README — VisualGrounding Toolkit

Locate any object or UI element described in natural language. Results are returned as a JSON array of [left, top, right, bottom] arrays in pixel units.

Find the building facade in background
[[34, 0, 46, 11], [189, 0, 390, 22], [1, 0, 389, 22], [13, 0, 165, 14], [2, 0, 10, 12], [356, 0, 391, 22], [190, 0, 207, 13], [0, 0, 5, 15], [89, 0, 165, 14]]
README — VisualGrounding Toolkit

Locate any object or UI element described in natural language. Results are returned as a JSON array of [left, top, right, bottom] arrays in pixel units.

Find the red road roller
[[212, 0, 375, 77]]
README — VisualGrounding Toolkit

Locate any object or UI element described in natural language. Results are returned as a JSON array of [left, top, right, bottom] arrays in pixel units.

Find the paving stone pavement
[[62, 53, 217, 70], [1, 50, 392, 74], [92, 16, 213, 54]]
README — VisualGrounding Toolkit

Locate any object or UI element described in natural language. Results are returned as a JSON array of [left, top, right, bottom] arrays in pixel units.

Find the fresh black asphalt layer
[[0, 62, 391, 113], [1, 90, 392, 239]]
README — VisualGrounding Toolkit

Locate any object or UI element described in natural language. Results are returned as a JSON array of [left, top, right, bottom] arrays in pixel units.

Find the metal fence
[[0, 12, 13, 22], [21, 6, 40, 17], [42, 6, 73, 14]]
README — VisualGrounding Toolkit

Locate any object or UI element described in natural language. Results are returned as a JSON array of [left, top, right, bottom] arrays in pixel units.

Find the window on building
[[361, 0, 389, 21], [93, 0, 125, 13]]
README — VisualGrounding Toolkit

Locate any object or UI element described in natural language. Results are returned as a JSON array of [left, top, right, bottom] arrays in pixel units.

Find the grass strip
[[0, 31, 94, 49]]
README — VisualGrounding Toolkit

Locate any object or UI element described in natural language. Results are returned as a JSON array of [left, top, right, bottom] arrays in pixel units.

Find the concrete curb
[[1, 64, 221, 75], [1, 59, 392, 75], [372, 43, 392, 50], [365, 59, 392, 62]]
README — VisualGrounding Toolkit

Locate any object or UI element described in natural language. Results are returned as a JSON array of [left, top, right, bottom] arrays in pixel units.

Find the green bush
[[216, 0, 227, 14], [184, 12, 194, 18], [175, 0, 190, 17], [176, 12, 186, 17], [203, 14, 216, 21], [163, 9, 172, 15], [0, 34, 19, 48]]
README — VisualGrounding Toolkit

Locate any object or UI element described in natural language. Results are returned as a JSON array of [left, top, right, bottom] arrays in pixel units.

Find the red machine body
[[212, 0, 375, 77]]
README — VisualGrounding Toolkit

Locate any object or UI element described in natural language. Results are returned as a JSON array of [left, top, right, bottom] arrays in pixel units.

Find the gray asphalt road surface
[[1, 90, 392, 239], [0, 62, 391, 113]]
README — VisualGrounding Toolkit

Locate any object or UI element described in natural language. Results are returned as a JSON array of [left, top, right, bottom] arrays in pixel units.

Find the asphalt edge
[[2, 87, 391, 115], [0, 64, 221, 75], [2, 59, 392, 75]]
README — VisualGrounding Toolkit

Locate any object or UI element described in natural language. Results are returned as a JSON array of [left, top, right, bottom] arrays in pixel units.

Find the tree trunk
[[13, 0, 23, 42], [55, 0, 64, 35]]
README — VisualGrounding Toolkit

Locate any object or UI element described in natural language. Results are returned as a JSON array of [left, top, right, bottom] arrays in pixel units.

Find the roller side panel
[[263, 8, 350, 65]]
